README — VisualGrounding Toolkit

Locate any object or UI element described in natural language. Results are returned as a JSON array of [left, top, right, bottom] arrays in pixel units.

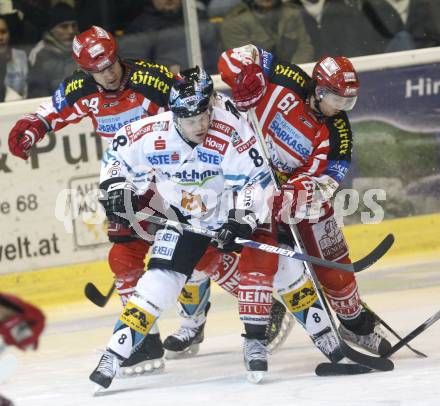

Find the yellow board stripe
[[1, 214, 439, 308], [342, 213, 440, 267], [0, 261, 113, 308]]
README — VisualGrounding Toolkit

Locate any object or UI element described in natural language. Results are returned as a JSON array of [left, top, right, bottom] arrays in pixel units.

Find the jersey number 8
[[249, 147, 263, 167]]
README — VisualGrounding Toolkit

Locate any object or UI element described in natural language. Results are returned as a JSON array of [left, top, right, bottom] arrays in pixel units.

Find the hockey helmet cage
[[168, 66, 214, 118]]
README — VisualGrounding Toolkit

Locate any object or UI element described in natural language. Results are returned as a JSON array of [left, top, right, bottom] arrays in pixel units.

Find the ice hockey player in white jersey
[[90, 66, 272, 389]]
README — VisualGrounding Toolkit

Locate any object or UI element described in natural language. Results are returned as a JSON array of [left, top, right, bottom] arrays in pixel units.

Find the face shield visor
[[316, 86, 358, 111]]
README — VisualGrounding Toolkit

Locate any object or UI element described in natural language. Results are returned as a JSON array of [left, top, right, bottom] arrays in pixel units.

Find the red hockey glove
[[273, 175, 317, 222], [0, 293, 45, 351], [232, 64, 268, 112], [8, 114, 48, 160]]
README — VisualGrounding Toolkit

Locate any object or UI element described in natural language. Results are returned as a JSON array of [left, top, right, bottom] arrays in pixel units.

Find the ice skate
[[164, 301, 210, 359], [118, 333, 165, 378], [243, 336, 268, 384], [163, 322, 206, 359], [311, 327, 344, 362], [338, 309, 392, 356], [266, 299, 295, 353], [90, 350, 121, 393]]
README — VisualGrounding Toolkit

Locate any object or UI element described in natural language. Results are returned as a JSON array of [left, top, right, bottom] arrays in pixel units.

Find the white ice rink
[[1, 260, 440, 406]]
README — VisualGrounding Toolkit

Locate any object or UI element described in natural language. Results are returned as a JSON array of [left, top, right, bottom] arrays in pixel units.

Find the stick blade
[[353, 234, 395, 272], [84, 283, 107, 307], [315, 362, 373, 376]]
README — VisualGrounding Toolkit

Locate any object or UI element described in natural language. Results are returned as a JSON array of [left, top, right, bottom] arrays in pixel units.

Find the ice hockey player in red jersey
[[218, 45, 391, 361]]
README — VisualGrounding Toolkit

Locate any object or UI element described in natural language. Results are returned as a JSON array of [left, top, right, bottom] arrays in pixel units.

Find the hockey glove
[[0, 293, 45, 351], [8, 114, 49, 160], [99, 187, 139, 227], [232, 64, 268, 111], [214, 209, 258, 253]]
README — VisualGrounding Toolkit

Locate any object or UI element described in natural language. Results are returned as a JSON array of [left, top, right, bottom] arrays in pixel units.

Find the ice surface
[[1, 261, 439, 406]]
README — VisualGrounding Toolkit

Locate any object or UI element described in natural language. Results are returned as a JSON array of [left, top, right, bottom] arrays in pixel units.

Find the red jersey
[[218, 45, 353, 198], [36, 59, 175, 141]]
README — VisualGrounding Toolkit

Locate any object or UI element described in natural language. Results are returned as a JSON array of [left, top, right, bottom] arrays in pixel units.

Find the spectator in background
[[362, 0, 440, 52], [11, 0, 52, 46], [220, 0, 314, 64], [362, 0, 414, 52], [427, 0, 440, 46], [74, 0, 145, 33], [0, 15, 28, 101], [119, 0, 220, 74], [206, 0, 241, 19], [27, 2, 78, 97], [293, 0, 385, 58]]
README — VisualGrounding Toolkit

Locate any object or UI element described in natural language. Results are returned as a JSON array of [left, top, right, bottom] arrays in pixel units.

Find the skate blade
[[246, 370, 266, 384], [164, 343, 200, 360], [267, 315, 295, 353], [117, 358, 165, 378], [92, 383, 109, 396]]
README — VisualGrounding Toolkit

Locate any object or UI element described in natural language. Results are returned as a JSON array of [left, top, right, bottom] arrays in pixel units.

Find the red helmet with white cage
[[312, 56, 360, 111], [72, 26, 118, 73]]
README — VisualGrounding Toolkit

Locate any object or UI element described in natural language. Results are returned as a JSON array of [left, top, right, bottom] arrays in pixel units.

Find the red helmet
[[313, 56, 359, 98], [72, 26, 118, 72]]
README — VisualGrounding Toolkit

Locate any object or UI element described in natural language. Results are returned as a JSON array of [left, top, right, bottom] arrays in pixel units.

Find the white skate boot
[[163, 322, 206, 359], [243, 336, 268, 384], [90, 350, 121, 393], [338, 309, 392, 356]]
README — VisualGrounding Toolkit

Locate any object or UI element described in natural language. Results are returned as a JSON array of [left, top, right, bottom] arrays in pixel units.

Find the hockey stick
[[84, 218, 392, 309], [247, 109, 393, 374], [84, 282, 116, 307], [353, 234, 394, 272], [317, 308, 440, 376], [381, 308, 440, 358], [134, 210, 391, 274], [83, 227, 393, 308], [361, 301, 427, 358]]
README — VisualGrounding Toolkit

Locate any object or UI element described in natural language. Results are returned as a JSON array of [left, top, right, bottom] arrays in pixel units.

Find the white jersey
[[100, 93, 271, 230]]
